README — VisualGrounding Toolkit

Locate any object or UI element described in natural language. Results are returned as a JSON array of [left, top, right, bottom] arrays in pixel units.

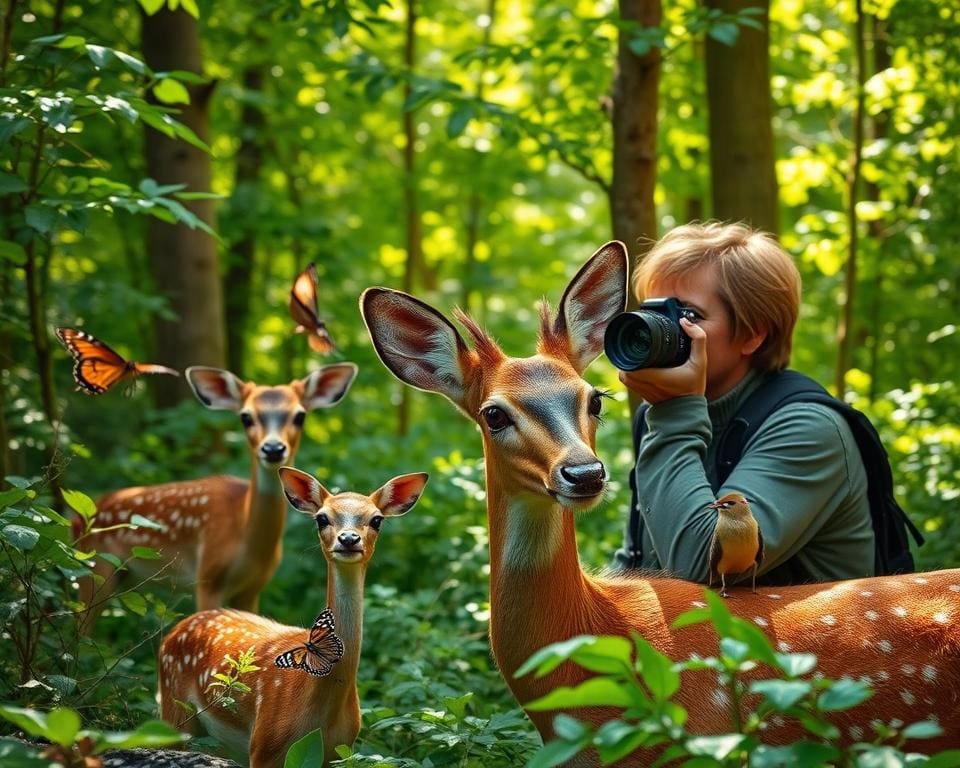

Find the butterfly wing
[[301, 607, 344, 677], [307, 327, 335, 355], [290, 264, 336, 354], [131, 362, 181, 378], [56, 328, 131, 395], [275, 646, 309, 670]]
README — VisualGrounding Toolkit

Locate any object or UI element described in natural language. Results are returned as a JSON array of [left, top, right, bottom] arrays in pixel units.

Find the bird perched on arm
[[708, 492, 764, 597]]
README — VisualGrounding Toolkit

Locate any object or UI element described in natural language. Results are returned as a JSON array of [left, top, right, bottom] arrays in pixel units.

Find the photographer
[[611, 222, 875, 585]]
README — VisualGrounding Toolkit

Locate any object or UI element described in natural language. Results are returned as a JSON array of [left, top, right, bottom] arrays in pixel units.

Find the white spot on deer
[[766, 594, 781, 600], [777, 641, 792, 653], [133, 496, 143, 505], [876, 670, 890, 682], [860, 590, 873, 598], [858, 674, 873, 686], [865, 610, 879, 621], [891, 606, 908, 617], [199, 495, 209, 505], [933, 611, 950, 624], [877, 640, 893, 654], [691, 600, 706, 608], [770, 715, 785, 727], [900, 664, 916, 676], [849, 725, 864, 741], [710, 688, 730, 711], [900, 690, 915, 705], [949, 585, 960, 593], [922, 664, 937, 682], [821, 615, 837, 626], [274, 678, 281, 687], [914, 577, 928, 584], [753, 616, 768, 627], [170, 510, 180, 522]]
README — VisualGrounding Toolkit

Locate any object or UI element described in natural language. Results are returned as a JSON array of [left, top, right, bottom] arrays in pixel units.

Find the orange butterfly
[[289, 263, 335, 354], [55, 327, 180, 396], [275, 608, 344, 678]]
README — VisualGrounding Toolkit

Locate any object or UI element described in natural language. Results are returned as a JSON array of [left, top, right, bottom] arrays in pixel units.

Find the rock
[[100, 748, 241, 768]]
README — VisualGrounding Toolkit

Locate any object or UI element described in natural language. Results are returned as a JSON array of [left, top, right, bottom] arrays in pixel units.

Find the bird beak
[[707, 500, 721, 509]]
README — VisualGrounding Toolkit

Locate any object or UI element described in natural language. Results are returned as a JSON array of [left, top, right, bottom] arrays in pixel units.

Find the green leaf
[[1, 524, 41, 551], [817, 678, 872, 711], [24, 205, 56, 235], [45, 708, 81, 747], [179, 0, 200, 18], [131, 545, 162, 560], [62, 489, 97, 522], [685, 733, 746, 759], [0, 706, 50, 740], [527, 735, 592, 768], [594, 720, 649, 764], [900, 720, 943, 739], [516, 635, 600, 678], [0, 117, 32, 147], [526, 677, 634, 711], [97, 552, 123, 569], [0, 488, 28, 509], [751, 742, 840, 768], [137, 0, 166, 15], [85, 45, 148, 75], [708, 22, 740, 46], [120, 592, 148, 616], [634, 635, 680, 701], [130, 514, 167, 531], [0, 172, 28, 194], [94, 719, 186, 751], [923, 751, 960, 768], [153, 79, 191, 105], [0, 736, 50, 767], [447, 103, 474, 138], [774, 652, 818, 678], [0, 240, 26, 263], [44, 675, 78, 696], [441, 692, 472, 720], [283, 727, 324, 768], [749, 679, 811, 711], [551, 714, 587, 741]]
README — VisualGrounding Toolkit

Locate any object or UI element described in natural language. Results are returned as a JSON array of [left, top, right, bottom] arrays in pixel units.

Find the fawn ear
[[297, 363, 358, 410], [551, 242, 628, 373], [278, 467, 332, 515], [186, 366, 250, 410], [370, 473, 429, 517], [361, 288, 475, 412]]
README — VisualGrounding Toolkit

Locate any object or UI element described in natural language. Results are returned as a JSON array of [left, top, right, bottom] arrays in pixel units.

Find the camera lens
[[603, 311, 681, 371]]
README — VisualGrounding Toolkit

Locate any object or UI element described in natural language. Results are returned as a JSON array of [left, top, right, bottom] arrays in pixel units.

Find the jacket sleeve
[[635, 395, 864, 583]]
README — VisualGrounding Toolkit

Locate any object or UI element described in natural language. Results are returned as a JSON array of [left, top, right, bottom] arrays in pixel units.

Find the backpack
[[625, 370, 924, 578]]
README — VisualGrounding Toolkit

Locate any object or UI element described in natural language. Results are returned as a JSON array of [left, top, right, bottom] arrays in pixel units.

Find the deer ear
[[361, 288, 473, 411], [554, 242, 628, 372], [370, 473, 429, 517], [278, 467, 332, 515], [186, 366, 249, 411], [298, 363, 358, 410]]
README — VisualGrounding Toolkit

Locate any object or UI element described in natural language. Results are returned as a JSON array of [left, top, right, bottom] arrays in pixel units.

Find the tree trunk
[[705, 0, 779, 235], [612, 0, 661, 415], [223, 66, 266, 377], [834, 0, 865, 398], [142, 7, 225, 406], [398, 0, 421, 437]]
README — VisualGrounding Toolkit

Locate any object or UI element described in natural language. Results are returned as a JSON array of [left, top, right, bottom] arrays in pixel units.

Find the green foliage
[[285, 727, 325, 768], [204, 647, 261, 714], [521, 590, 950, 766]]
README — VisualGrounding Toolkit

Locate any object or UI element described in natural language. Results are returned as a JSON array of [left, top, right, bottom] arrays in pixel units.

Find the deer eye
[[481, 406, 512, 433], [292, 411, 306, 428], [315, 513, 330, 529], [588, 393, 603, 417], [240, 412, 255, 429], [370, 515, 384, 532]]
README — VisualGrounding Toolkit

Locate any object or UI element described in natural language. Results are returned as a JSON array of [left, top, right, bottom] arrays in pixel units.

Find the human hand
[[618, 317, 707, 404]]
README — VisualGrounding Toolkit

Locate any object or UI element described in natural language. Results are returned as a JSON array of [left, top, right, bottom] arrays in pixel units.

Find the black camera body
[[603, 297, 698, 371]]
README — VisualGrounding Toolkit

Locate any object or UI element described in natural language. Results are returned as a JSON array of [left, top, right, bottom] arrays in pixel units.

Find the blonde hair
[[634, 222, 801, 372]]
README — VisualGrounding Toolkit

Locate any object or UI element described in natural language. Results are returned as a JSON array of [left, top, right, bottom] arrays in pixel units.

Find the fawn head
[[186, 364, 358, 468], [360, 242, 627, 510], [278, 468, 429, 564]]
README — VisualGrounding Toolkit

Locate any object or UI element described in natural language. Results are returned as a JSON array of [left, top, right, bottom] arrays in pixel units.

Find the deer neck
[[242, 461, 288, 563], [316, 562, 366, 702], [485, 467, 596, 685]]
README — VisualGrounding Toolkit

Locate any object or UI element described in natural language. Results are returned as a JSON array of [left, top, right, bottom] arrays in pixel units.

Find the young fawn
[[76, 364, 357, 630], [361, 241, 960, 755], [158, 468, 428, 767]]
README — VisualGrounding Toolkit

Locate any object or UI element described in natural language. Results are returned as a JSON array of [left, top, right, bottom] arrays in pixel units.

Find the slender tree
[[704, 0, 778, 234], [142, 6, 225, 405]]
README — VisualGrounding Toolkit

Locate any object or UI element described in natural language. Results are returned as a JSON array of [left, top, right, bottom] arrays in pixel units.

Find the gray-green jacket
[[613, 370, 875, 584]]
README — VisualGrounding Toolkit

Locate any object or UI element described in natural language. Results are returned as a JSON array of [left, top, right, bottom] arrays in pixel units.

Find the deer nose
[[260, 441, 287, 463], [338, 532, 361, 548], [560, 461, 605, 493]]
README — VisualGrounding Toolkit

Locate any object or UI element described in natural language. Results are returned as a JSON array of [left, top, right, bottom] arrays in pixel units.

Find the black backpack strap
[[715, 370, 827, 488], [623, 403, 649, 569]]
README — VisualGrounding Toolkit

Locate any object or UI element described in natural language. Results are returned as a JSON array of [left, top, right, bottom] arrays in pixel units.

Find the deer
[[75, 364, 358, 631], [158, 467, 429, 767], [359, 241, 960, 758]]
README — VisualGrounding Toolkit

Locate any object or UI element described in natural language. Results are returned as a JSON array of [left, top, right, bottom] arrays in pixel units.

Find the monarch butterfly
[[54, 327, 180, 396], [275, 607, 344, 678], [289, 263, 335, 354]]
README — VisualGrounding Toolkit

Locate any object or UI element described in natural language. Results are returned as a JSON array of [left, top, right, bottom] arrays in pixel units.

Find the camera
[[603, 297, 698, 371]]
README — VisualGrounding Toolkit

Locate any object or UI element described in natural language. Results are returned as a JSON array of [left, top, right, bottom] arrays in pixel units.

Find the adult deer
[[158, 468, 428, 767], [76, 364, 358, 630], [360, 242, 960, 754]]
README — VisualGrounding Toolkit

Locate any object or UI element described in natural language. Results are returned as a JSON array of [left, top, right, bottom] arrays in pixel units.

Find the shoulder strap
[[715, 370, 826, 488], [624, 403, 650, 568]]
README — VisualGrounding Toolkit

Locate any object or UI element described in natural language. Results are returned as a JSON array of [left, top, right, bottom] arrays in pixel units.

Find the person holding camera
[[609, 221, 875, 585]]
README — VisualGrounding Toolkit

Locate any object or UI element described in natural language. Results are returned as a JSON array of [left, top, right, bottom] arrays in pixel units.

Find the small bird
[[707, 492, 764, 597]]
